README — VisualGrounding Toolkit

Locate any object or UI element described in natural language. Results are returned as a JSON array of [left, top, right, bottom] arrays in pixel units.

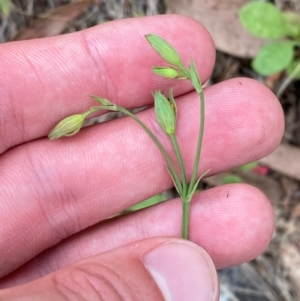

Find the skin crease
[[0, 14, 284, 299]]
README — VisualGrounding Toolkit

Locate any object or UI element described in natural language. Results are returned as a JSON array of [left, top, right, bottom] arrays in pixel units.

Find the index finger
[[0, 15, 215, 153]]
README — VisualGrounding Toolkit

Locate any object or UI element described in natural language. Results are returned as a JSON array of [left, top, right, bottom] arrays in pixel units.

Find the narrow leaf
[[186, 169, 210, 200], [166, 166, 182, 196], [124, 194, 165, 213]]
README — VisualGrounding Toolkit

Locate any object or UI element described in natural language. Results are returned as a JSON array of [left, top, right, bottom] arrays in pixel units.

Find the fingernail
[[143, 240, 217, 301]]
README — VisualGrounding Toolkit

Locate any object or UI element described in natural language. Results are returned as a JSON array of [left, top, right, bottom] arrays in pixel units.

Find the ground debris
[[12, 0, 92, 41], [260, 143, 300, 182]]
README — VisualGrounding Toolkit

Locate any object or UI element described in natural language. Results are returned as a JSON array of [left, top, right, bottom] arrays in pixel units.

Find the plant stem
[[170, 133, 187, 198], [187, 86, 205, 196], [182, 197, 192, 239], [115, 105, 183, 195], [178, 63, 205, 240]]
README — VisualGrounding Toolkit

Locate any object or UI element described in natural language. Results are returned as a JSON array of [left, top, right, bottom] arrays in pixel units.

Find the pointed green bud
[[90, 96, 117, 111], [146, 34, 182, 67], [152, 67, 186, 79], [154, 91, 176, 135], [189, 59, 202, 94], [48, 112, 89, 140], [91, 96, 113, 106]]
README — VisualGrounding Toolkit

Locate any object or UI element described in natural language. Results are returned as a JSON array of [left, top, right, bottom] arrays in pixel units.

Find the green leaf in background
[[286, 59, 300, 79], [222, 174, 243, 185], [0, 0, 11, 16], [239, 1, 290, 39], [239, 161, 258, 171], [282, 11, 300, 38], [252, 41, 295, 76]]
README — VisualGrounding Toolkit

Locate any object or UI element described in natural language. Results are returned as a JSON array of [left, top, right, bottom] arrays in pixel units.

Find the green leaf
[[282, 11, 300, 38], [252, 41, 295, 76], [166, 165, 182, 196], [186, 169, 210, 200], [189, 59, 202, 94], [239, 1, 290, 39], [0, 0, 11, 16], [222, 174, 243, 185], [124, 194, 165, 213], [154, 91, 176, 135], [239, 162, 258, 172], [286, 59, 300, 79], [146, 34, 182, 67]]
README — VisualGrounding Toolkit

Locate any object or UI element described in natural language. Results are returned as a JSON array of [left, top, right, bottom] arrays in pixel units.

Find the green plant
[[0, 0, 11, 16], [48, 34, 207, 240], [221, 161, 258, 184], [240, 1, 300, 77]]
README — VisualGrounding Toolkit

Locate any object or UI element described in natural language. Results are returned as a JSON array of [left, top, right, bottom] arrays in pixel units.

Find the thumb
[[1, 238, 219, 301]]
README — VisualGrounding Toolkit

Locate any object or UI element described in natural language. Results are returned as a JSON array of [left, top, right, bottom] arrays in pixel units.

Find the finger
[[0, 238, 219, 301], [0, 14, 215, 153], [0, 184, 273, 288], [0, 78, 283, 277]]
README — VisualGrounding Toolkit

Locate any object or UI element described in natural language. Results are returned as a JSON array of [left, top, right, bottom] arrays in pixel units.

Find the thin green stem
[[115, 105, 183, 195], [169, 134, 187, 198], [178, 64, 206, 196], [182, 198, 191, 239], [177, 63, 206, 240], [187, 87, 205, 195]]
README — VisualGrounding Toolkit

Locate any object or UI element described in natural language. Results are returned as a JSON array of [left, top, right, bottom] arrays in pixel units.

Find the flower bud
[[152, 67, 186, 79], [90, 96, 117, 111], [48, 113, 88, 140], [189, 60, 202, 94], [146, 34, 182, 67], [154, 91, 176, 135], [91, 96, 112, 106]]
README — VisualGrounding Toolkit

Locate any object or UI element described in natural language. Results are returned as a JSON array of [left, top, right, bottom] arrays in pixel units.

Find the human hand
[[0, 15, 283, 300]]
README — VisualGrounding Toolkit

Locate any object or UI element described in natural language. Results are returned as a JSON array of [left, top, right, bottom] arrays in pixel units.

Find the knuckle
[[53, 263, 135, 301]]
